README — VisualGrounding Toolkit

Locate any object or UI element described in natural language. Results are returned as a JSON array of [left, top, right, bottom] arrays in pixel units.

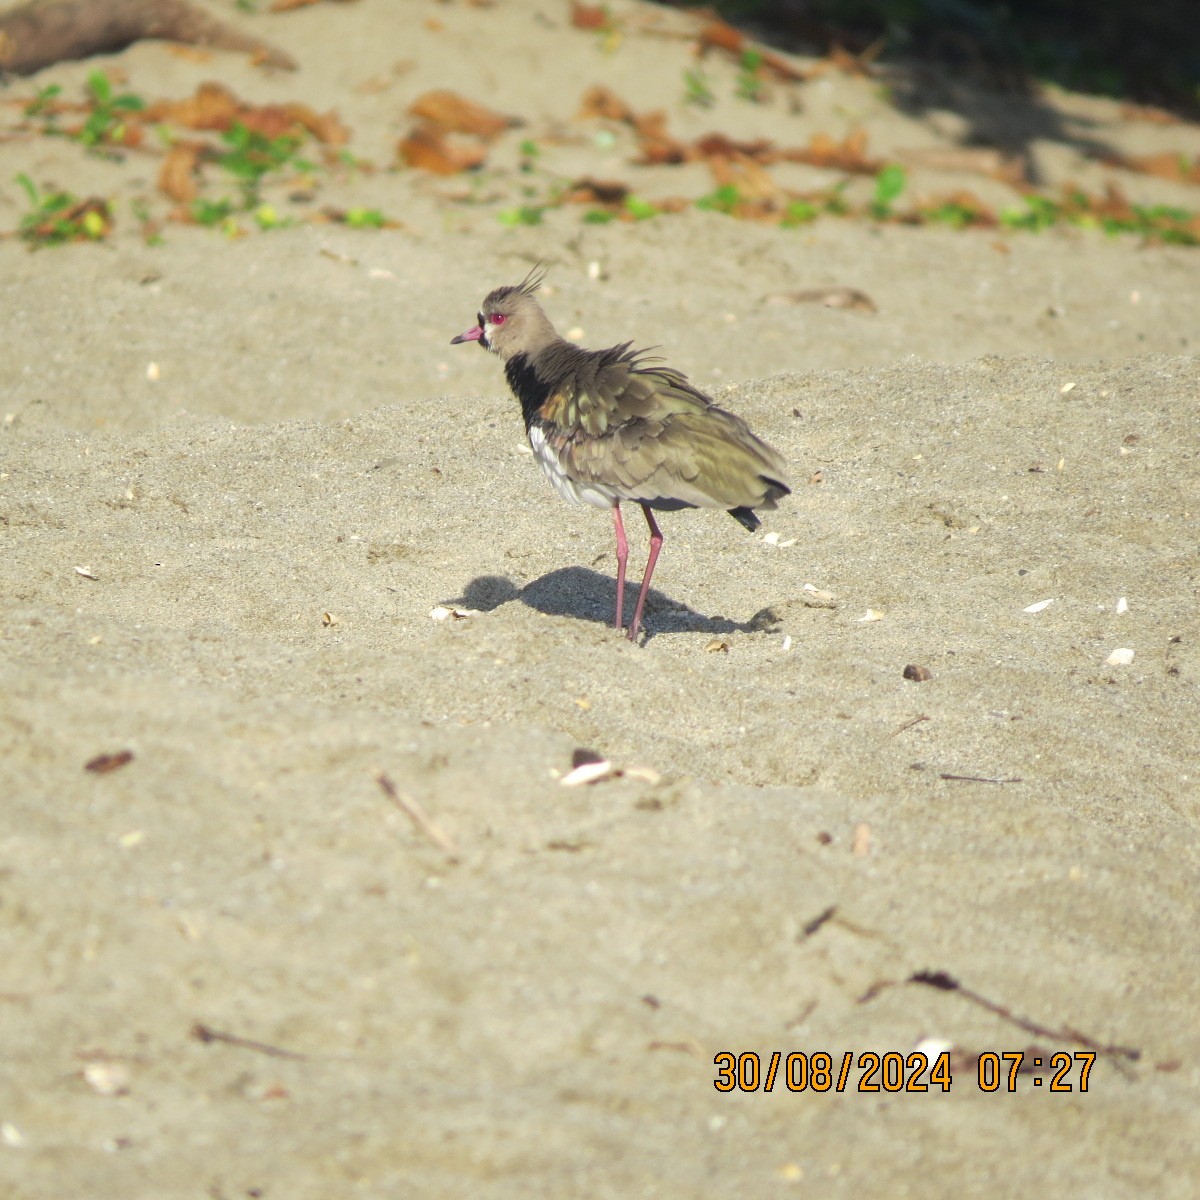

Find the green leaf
[[86, 71, 112, 104], [14, 172, 39, 206], [875, 164, 906, 205], [345, 207, 386, 228]]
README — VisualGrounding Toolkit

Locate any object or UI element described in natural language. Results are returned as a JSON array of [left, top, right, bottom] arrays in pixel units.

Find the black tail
[[728, 476, 790, 532]]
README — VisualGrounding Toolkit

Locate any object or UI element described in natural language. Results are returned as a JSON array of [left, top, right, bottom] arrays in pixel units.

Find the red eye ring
[[488, 312, 506, 325]]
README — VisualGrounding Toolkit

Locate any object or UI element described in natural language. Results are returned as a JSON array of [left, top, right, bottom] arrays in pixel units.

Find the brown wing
[[545, 353, 790, 511]]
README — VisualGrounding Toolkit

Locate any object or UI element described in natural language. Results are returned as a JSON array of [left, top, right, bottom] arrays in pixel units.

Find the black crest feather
[[484, 263, 546, 309]]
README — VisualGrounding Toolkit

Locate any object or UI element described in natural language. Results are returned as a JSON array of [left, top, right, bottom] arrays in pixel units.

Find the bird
[[451, 266, 790, 641]]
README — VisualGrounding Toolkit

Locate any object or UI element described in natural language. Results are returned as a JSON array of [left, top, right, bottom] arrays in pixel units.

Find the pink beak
[[450, 324, 484, 345]]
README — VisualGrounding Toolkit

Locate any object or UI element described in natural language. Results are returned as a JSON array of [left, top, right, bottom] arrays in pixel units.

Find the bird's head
[[451, 265, 558, 362]]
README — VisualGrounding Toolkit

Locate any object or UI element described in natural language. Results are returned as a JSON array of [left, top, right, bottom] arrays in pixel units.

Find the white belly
[[528, 425, 616, 509]]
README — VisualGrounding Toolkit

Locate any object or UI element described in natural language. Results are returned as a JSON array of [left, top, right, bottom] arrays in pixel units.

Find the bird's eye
[[488, 312, 506, 325]]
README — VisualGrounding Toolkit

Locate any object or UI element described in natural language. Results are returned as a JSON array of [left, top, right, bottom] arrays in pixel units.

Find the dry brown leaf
[[1119, 103, 1180, 125], [144, 83, 347, 144], [696, 19, 804, 82], [764, 287, 877, 313], [157, 141, 202, 202], [571, 1, 608, 30], [164, 45, 213, 63], [562, 177, 630, 206], [85, 749, 134, 775], [143, 81, 242, 130], [783, 129, 878, 174], [709, 156, 783, 204], [408, 90, 516, 140], [399, 124, 486, 174], [898, 145, 1027, 187], [634, 124, 688, 164], [826, 40, 883, 78], [697, 19, 743, 56], [693, 132, 777, 162], [578, 85, 634, 124], [1115, 152, 1200, 185], [281, 102, 348, 145]]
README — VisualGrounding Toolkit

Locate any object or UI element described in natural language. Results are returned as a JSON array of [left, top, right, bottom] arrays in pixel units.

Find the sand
[[1, 2, 1198, 1196]]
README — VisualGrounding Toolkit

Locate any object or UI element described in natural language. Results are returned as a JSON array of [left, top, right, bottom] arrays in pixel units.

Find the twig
[[377, 773, 460, 862], [801, 904, 837, 938], [191, 1022, 307, 1060], [940, 772, 1023, 784], [908, 971, 1141, 1061], [891, 714, 931, 737]]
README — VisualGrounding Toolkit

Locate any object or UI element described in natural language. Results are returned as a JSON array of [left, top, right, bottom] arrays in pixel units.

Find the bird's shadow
[[447, 569, 766, 640]]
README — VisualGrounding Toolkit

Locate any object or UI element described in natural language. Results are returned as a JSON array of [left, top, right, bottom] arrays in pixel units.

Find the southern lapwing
[[452, 268, 790, 641]]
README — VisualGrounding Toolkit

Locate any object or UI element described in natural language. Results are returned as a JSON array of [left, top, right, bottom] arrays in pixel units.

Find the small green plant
[[24, 83, 62, 121], [190, 197, 236, 227], [781, 199, 819, 227], [130, 197, 164, 245], [922, 200, 982, 229], [735, 49, 765, 103], [695, 183, 741, 215], [583, 209, 616, 224], [497, 205, 545, 227], [822, 182, 850, 217], [624, 195, 658, 220], [870, 164, 907, 219], [999, 195, 1060, 232], [14, 173, 110, 246], [254, 204, 293, 231], [79, 70, 145, 148], [344, 207, 389, 229], [683, 68, 715, 108], [518, 138, 540, 173], [217, 122, 313, 208]]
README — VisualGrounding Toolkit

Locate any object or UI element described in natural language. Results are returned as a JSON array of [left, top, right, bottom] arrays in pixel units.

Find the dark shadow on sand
[[447, 570, 768, 640]]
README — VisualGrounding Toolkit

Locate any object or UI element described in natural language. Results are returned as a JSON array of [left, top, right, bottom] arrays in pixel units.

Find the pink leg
[[628, 505, 663, 642], [612, 503, 628, 632]]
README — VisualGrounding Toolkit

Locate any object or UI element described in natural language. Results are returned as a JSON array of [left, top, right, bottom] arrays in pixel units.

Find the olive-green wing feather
[[549, 355, 790, 510]]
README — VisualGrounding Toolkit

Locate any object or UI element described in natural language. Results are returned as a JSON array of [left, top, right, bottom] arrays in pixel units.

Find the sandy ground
[[1, 2, 1199, 1197]]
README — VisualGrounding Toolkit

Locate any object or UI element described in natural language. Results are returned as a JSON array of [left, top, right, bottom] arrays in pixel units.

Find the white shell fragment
[[624, 765, 662, 785], [82, 1061, 131, 1096], [1060, 381, 1076, 394], [914, 1037, 953, 1059], [560, 759, 614, 787], [1023, 599, 1054, 614], [1105, 648, 1135, 666], [146, 362, 160, 381], [429, 605, 481, 622], [802, 583, 837, 607], [762, 531, 797, 547], [74, 565, 98, 580], [852, 823, 872, 856], [1115, 596, 1129, 615], [781, 635, 793, 652], [858, 609, 884, 623]]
